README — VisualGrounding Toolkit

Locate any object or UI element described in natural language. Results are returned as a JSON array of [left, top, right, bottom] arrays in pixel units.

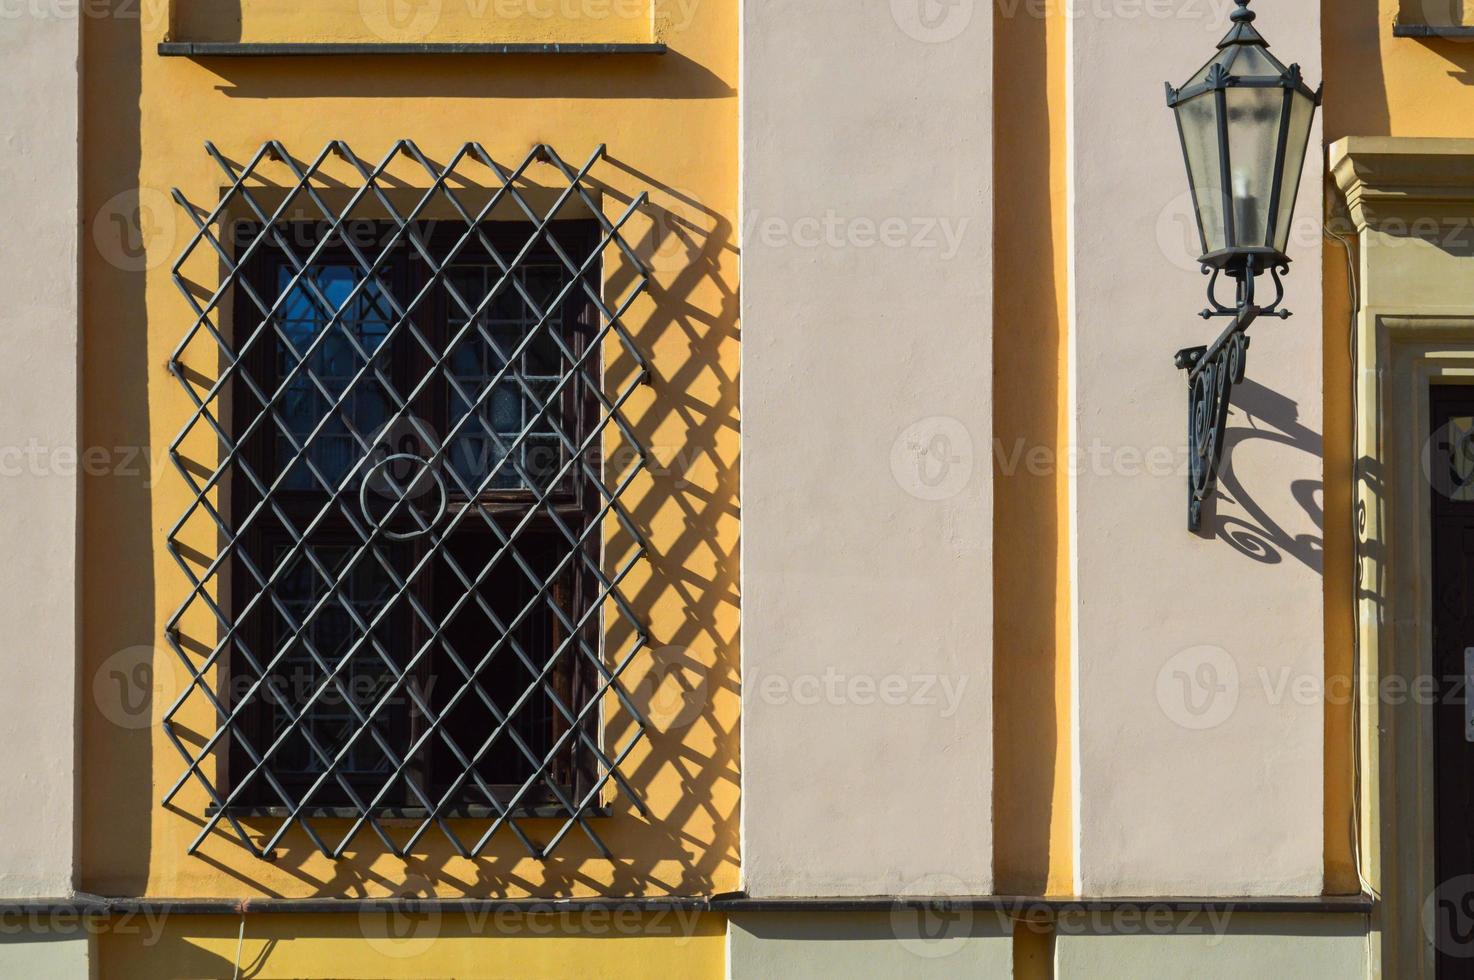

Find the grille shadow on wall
[[164, 140, 656, 860]]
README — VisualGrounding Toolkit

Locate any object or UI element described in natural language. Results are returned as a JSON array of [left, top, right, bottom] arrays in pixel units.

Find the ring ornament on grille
[[359, 453, 449, 541]]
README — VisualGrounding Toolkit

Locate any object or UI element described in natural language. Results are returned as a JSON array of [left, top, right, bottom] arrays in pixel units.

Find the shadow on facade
[[989, 0, 1066, 898], [189, 52, 732, 102], [79, 0, 156, 897], [1205, 378, 1325, 573]]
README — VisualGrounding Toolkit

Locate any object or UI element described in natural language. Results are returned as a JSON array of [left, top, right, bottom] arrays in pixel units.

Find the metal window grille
[[164, 141, 654, 860]]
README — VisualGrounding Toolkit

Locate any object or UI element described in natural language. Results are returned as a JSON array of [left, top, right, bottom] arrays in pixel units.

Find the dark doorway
[[1431, 385, 1474, 977]]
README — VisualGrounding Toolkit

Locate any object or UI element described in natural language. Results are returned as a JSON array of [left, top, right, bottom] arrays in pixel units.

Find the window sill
[[207, 804, 611, 821], [1392, 24, 1474, 38], [157, 41, 667, 57]]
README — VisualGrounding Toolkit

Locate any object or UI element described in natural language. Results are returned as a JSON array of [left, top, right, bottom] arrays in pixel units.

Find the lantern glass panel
[[1224, 85, 1284, 249], [1272, 87, 1316, 254], [1229, 43, 1281, 77], [1175, 90, 1224, 255], [1186, 49, 1227, 87]]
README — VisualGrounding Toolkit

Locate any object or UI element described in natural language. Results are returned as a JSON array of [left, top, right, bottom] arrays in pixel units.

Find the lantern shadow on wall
[[1207, 378, 1325, 573]]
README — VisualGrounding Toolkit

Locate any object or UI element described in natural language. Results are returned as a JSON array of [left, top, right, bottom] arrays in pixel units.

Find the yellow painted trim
[[1322, 199, 1358, 896], [992, 0, 1072, 897], [1046, 0, 1073, 898], [1013, 917, 1055, 980]]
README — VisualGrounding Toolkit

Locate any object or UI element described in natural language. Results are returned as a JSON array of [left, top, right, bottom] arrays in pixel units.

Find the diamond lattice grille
[[164, 141, 653, 860]]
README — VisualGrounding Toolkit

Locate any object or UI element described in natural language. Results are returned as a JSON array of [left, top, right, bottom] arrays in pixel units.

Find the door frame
[[1360, 314, 1474, 979]]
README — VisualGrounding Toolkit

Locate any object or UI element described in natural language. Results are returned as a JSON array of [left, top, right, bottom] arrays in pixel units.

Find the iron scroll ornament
[[1174, 253, 1289, 532]]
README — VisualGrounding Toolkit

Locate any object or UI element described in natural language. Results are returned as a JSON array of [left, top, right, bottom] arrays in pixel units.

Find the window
[[227, 220, 604, 818], [164, 142, 653, 859]]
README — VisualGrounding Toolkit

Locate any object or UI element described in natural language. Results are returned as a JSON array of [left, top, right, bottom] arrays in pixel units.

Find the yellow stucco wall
[[79, 0, 738, 900], [99, 911, 726, 978]]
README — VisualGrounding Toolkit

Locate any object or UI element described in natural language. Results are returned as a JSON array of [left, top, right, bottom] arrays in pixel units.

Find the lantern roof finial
[[1218, 0, 1267, 49]]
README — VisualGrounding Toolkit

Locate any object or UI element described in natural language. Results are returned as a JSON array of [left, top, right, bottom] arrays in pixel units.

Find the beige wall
[[1055, 912, 1368, 978], [727, 912, 1012, 978], [0, 934, 92, 980], [1068, 0, 1326, 896], [0, 6, 80, 899], [740, 0, 994, 897]]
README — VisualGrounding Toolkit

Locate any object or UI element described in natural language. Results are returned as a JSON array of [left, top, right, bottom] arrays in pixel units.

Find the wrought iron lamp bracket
[[1198, 260, 1291, 321], [1175, 254, 1289, 531]]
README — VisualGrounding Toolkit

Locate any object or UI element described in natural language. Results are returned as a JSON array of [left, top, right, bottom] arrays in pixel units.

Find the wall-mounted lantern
[[1165, 0, 1321, 531]]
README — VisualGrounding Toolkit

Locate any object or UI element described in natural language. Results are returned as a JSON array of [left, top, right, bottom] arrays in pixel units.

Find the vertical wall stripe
[[993, 0, 1074, 898]]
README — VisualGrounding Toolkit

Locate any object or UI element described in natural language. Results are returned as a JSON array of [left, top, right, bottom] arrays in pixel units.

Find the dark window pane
[[226, 221, 603, 817], [442, 262, 578, 493], [262, 545, 403, 787]]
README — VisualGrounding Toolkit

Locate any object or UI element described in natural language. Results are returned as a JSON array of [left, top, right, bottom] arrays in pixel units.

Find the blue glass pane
[[273, 265, 394, 489]]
